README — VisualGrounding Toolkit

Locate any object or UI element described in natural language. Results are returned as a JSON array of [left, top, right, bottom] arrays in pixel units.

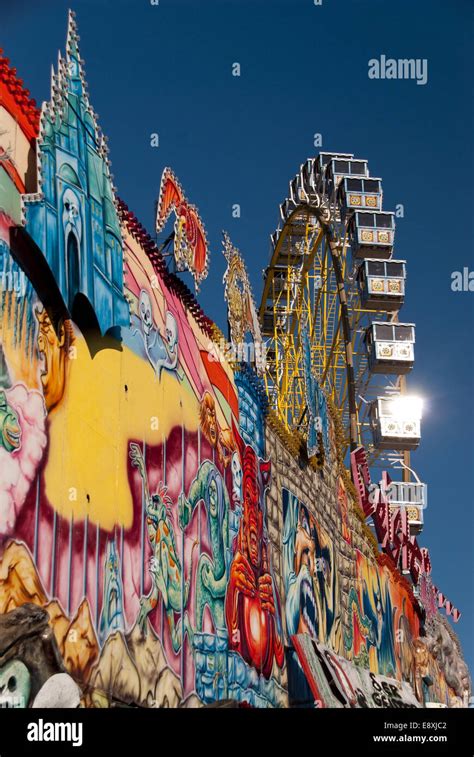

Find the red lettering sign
[[351, 446, 461, 621]]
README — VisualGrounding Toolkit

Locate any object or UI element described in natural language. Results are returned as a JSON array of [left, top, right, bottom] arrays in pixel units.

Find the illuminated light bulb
[[388, 396, 424, 420]]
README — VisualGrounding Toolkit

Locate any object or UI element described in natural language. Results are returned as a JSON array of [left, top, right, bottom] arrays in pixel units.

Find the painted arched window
[[67, 232, 80, 312]]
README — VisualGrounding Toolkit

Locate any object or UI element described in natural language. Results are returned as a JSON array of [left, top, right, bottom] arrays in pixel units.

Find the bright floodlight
[[389, 395, 424, 420]]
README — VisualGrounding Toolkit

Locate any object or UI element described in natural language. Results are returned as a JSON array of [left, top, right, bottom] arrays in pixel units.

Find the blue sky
[[3, 0, 473, 675]]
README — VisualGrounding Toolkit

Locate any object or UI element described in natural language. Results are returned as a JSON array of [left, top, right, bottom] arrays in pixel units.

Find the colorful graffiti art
[[226, 428, 284, 680], [282, 488, 342, 653], [344, 551, 420, 681], [337, 477, 351, 546]]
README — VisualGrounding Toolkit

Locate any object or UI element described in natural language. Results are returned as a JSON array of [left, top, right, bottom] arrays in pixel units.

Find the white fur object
[[32, 673, 81, 709]]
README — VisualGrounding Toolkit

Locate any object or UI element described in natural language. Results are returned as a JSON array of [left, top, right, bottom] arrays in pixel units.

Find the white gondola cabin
[[348, 211, 395, 259], [357, 259, 406, 311], [369, 396, 422, 451], [338, 177, 383, 221], [365, 321, 415, 374], [315, 151, 354, 180], [324, 157, 369, 198], [388, 481, 427, 535]]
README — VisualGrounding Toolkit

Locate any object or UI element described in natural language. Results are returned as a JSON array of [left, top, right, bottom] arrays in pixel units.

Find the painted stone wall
[[264, 414, 469, 707], [0, 206, 289, 708]]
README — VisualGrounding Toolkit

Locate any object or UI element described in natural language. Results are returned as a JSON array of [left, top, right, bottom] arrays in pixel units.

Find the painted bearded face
[[243, 467, 262, 568], [201, 396, 218, 447], [207, 408, 217, 445], [414, 639, 429, 669], [294, 508, 318, 637], [35, 307, 71, 411]]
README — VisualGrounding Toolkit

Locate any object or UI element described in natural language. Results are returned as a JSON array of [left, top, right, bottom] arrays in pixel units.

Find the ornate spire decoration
[[155, 167, 210, 292], [21, 10, 129, 335], [222, 231, 264, 376]]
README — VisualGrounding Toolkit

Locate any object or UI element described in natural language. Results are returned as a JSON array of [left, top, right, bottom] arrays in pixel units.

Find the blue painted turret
[[22, 10, 129, 334]]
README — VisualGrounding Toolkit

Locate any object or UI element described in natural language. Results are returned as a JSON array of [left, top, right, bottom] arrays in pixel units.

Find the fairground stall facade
[[0, 12, 469, 709]]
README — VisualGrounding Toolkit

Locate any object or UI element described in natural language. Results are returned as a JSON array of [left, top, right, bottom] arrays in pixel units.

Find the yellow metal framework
[[259, 204, 408, 464], [260, 208, 350, 445]]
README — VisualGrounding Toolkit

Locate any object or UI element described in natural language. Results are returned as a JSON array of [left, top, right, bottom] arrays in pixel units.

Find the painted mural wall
[[0, 162, 287, 710], [0, 13, 469, 711], [0, 13, 291, 708], [264, 407, 469, 708]]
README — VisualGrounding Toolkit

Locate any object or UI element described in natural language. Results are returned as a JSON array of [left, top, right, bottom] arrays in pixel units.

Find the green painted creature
[[0, 390, 21, 453], [129, 442, 192, 651], [178, 461, 230, 633]]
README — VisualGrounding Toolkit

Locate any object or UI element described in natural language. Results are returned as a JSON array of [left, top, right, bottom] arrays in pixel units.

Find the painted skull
[[208, 478, 218, 518], [231, 451, 242, 502], [165, 311, 178, 354], [62, 188, 82, 243], [0, 659, 31, 708], [138, 290, 153, 336], [98, 539, 125, 645]]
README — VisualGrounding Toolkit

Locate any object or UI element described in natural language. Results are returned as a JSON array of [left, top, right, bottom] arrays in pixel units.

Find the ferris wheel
[[258, 152, 426, 533]]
